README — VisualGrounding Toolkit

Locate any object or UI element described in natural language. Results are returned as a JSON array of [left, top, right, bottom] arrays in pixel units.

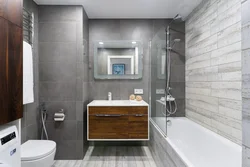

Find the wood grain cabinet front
[[0, 0, 23, 27], [88, 106, 149, 140], [128, 114, 148, 139], [89, 114, 129, 139], [0, 17, 23, 125]]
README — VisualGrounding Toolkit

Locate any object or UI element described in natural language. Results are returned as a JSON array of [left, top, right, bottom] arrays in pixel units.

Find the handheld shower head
[[173, 39, 181, 43], [169, 39, 181, 49]]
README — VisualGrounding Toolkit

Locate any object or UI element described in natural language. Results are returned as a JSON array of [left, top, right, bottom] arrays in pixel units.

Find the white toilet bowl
[[21, 140, 56, 167]]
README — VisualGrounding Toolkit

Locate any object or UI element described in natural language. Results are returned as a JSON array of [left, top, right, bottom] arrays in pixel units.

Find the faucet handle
[[108, 92, 112, 101]]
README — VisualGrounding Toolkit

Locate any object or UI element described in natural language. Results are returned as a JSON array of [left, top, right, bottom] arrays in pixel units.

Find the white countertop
[[88, 100, 149, 107]]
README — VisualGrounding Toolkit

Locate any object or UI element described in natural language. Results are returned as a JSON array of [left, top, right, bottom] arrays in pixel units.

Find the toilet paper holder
[[54, 109, 66, 122]]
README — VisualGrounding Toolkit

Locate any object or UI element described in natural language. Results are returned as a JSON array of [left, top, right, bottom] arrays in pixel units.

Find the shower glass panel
[[150, 19, 185, 136], [150, 24, 168, 135]]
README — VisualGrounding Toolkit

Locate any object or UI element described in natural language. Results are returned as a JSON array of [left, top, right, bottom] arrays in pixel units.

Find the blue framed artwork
[[112, 64, 125, 75]]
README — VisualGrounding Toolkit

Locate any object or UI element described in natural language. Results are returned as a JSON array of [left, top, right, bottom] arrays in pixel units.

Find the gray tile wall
[[89, 19, 185, 118], [89, 19, 152, 102], [38, 6, 89, 160], [21, 0, 40, 144], [242, 0, 250, 166], [186, 0, 242, 144], [150, 20, 185, 117]]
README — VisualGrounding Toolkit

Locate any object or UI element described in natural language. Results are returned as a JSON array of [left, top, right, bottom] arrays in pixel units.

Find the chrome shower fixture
[[164, 14, 184, 117], [171, 39, 181, 49]]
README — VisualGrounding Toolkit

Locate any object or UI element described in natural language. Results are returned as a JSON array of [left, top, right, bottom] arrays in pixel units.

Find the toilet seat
[[21, 140, 56, 161]]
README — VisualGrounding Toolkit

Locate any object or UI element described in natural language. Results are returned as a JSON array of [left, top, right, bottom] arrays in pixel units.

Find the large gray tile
[[39, 82, 76, 102], [89, 81, 120, 100], [83, 10, 89, 41], [39, 22, 76, 42], [76, 80, 89, 101], [152, 19, 170, 37], [76, 140, 88, 159], [25, 102, 39, 126], [89, 20, 121, 40], [21, 128, 27, 144], [171, 65, 185, 82], [77, 121, 83, 140], [46, 121, 77, 141], [39, 42, 60, 62], [76, 62, 89, 82], [39, 42, 77, 63], [21, 106, 27, 128], [39, 62, 76, 82], [55, 140, 77, 160], [120, 20, 153, 42], [26, 124, 39, 140], [39, 6, 82, 22], [76, 102, 84, 121], [169, 82, 185, 99]]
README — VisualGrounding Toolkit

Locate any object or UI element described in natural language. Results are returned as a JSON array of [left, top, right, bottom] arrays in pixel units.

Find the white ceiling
[[34, 0, 202, 19]]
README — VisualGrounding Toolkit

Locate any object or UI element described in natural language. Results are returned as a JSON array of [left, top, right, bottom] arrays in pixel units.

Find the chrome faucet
[[108, 92, 112, 101]]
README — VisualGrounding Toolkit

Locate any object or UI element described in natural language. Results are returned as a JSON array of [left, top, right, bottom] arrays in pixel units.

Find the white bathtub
[[151, 117, 242, 167]]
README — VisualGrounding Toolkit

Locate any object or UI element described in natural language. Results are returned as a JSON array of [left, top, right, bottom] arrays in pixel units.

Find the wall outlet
[[134, 89, 143, 95], [156, 89, 165, 94]]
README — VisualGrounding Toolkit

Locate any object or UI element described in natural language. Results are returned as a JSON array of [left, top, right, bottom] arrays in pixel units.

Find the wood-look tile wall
[[242, 0, 250, 166], [185, 0, 242, 144]]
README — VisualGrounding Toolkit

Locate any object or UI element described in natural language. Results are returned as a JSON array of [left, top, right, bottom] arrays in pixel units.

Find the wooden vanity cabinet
[[88, 106, 149, 140]]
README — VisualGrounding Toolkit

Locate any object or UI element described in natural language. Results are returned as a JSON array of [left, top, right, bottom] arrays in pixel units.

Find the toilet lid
[[21, 140, 56, 161]]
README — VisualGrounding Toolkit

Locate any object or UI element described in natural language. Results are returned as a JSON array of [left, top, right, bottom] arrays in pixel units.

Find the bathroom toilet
[[21, 140, 56, 167]]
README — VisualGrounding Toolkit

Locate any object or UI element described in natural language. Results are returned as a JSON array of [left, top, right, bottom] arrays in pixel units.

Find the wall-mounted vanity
[[87, 100, 149, 141]]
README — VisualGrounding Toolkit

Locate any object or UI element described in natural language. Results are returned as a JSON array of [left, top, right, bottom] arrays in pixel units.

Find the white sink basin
[[88, 100, 148, 106]]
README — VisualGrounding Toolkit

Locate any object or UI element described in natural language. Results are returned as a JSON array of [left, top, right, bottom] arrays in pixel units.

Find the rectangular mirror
[[94, 41, 143, 79]]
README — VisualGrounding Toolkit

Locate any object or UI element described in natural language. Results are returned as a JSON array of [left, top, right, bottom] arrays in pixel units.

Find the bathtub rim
[[150, 117, 242, 167], [150, 118, 193, 167]]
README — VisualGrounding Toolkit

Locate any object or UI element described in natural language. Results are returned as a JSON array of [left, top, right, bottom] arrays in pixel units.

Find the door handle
[[135, 114, 143, 117]]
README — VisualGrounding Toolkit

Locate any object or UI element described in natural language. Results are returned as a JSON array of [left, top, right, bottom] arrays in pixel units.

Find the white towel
[[23, 41, 34, 104]]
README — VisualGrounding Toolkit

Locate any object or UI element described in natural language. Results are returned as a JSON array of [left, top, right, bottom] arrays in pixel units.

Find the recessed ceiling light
[[99, 42, 104, 45], [132, 41, 137, 44]]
